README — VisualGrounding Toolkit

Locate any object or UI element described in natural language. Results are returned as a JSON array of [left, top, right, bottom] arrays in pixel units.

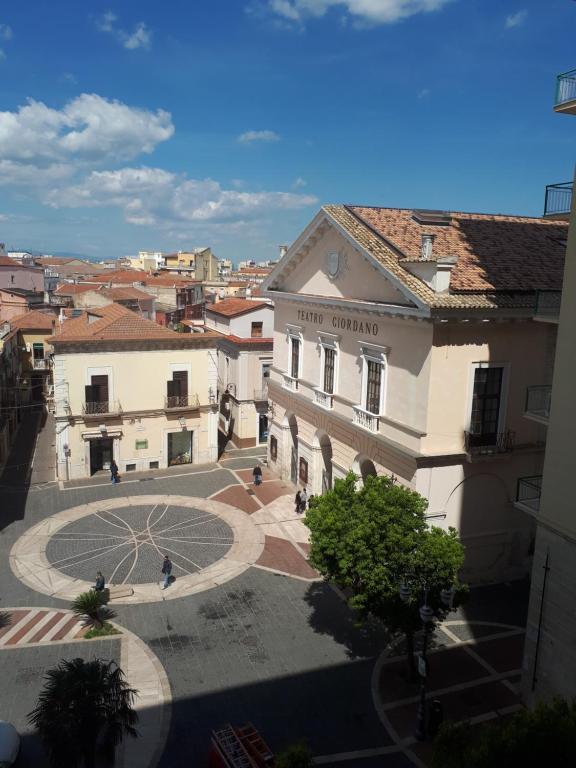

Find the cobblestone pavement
[[0, 431, 530, 768]]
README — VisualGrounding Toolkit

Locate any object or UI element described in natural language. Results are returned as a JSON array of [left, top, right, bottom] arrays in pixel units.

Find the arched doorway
[[352, 454, 378, 485], [283, 412, 299, 485], [313, 430, 333, 493]]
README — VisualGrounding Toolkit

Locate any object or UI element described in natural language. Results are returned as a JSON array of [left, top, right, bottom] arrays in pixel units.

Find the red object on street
[[209, 724, 273, 768]]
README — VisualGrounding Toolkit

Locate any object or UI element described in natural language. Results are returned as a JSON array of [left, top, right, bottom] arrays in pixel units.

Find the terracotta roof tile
[[53, 283, 95, 295], [100, 286, 152, 301], [9, 309, 58, 331], [206, 298, 269, 317], [89, 270, 198, 287], [323, 205, 567, 311], [50, 304, 180, 343]]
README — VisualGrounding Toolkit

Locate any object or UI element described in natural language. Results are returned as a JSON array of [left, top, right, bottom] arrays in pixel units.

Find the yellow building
[[49, 303, 219, 479], [521, 70, 576, 703], [263, 205, 566, 584], [164, 251, 196, 268]]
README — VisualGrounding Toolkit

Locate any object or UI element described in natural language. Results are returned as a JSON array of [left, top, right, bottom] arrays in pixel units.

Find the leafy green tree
[[275, 742, 313, 768], [432, 698, 576, 768], [71, 590, 112, 629], [306, 473, 466, 678], [28, 658, 138, 768]]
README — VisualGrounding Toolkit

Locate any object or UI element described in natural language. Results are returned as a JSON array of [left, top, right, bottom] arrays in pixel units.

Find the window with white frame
[[317, 334, 339, 395], [286, 325, 303, 380], [360, 344, 388, 415]]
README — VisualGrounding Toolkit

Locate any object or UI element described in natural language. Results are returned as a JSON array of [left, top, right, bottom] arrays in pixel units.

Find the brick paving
[[0, 609, 88, 645], [0, 420, 532, 768]]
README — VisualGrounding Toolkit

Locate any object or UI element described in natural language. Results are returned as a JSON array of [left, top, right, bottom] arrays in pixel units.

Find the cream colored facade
[[521, 79, 576, 704], [205, 304, 273, 447], [52, 340, 219, 479], [263, 210, 555, 585]]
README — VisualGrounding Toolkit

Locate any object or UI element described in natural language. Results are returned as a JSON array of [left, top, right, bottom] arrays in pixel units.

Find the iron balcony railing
[[525, 385, 552, 422], [164, 394, 200, 410], [544, 182, 573, 217], [555, 69, 576, 108], [82, 401, 122, 416], [534, 290, 562, 318], [464, 429, 515, 456], [32, 358, 49, 370], [516, 475, 542, 514]]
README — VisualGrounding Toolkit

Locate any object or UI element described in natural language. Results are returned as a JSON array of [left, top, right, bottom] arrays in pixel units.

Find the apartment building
[[521, 70, 576, 704], [205, 299, 273, 447], [49, 303, 219, 479], [263, 205, 566, 584]]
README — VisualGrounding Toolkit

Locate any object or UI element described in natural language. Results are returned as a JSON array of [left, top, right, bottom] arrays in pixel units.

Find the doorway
[[89, 438, 113, 475], [168, 430, 193, 466], [258, 414, 268, 444]]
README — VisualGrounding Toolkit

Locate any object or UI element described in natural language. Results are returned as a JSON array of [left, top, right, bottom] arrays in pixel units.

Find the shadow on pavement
[[0, 407, 44, 530]]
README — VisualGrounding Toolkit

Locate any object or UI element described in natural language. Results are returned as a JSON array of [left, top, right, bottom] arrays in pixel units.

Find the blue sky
[[0, 0, 575, 263]]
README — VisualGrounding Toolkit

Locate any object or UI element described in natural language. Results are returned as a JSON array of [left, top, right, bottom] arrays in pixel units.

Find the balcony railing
[[82, 401, 122, 417], [314, 388, 333, 410], [534, 290, 562, 319], [353, 405, 380, 434], [516, 475, 542, 514], [544, 182, 573, 218], [524, 385, 551, 423], [253, 387, 268, 401], [164, 394, 200, 410], [283, 373, 298, 392], [555, 69, 576, 112], [32, 358, 49, 370], [464, 429, 515, 456]]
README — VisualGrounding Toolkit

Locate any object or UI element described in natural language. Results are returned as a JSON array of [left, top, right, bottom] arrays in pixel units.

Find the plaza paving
[[0, 413, 529, 768]]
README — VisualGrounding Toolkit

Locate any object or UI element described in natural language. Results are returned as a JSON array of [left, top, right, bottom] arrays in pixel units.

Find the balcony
[[516, 475, 542, 515], [554, 69, 576, 114], [524, 385, 551, 424], [283, 373, 299, 392], [253, 387, 268, 402], [32, 358, 49, 371], [353, 405, 380, 434], [534, 290, 561, 322], [164, 394, 200, 411], [82, 401, 122, 418], [314, 388, 333, 410], [464, 429, 515, 458], [544, 182, 572, 219]]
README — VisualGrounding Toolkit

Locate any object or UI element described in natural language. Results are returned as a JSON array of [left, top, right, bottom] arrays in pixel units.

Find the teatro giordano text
[[296, 309, 379, 337]]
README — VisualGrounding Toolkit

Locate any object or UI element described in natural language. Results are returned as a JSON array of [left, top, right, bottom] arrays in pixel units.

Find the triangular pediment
[[264, 210, 422, 309]]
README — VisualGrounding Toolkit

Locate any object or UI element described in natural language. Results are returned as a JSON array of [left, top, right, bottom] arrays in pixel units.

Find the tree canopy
[[306, 473, 466, 670]]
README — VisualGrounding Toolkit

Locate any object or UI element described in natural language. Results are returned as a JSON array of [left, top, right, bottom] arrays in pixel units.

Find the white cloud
[[256, 0, 454, 27], [46, 167, 318, 227], [0, 94, 173, 171], [0, 24, 13, 40], [238, 129, 281, 143], [292, 176, 307, 188], [505, 10, 527, 29], [95, 12, 152, 50], [417, 88, 430, 99]]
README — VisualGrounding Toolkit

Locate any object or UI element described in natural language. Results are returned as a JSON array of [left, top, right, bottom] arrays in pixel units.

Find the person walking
[[161, 555, 173, 590], [110, 460, 119, 485], [94, 571, 105, 592], [300, 487, 308, 514], [294, 489, 302, 515], [253, 464, 263, 486]]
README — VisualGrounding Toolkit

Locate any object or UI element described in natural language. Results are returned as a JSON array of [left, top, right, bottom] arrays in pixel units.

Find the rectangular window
[[470, 367, 503, 445], [270, 435, 278, 461], [135, 439, 148, 450], [126, 463, 136, 472], [299, 457, 308, 484], [291, 338, 300, 379], [323, 348, 335, 394], [149, 461, 159, 470], [32, 343, 44, 360], [251, 322, 263, 338], [365, 360, 382, 414]]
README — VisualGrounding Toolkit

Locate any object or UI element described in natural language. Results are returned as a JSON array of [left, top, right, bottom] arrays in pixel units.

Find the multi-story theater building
[[263, 204, 566, 583]]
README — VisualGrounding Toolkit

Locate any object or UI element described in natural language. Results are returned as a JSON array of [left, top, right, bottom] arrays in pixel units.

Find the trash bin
[[428, 699, 444, 738]]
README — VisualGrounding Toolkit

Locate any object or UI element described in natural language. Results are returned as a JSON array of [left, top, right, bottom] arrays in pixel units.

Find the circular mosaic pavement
[[10, 495, 265, 604], [45, 504, 234, 585]]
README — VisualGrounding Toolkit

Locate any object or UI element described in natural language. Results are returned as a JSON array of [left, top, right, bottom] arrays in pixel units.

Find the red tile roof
[[9, 309, 57, 331], [100, 286, 152, 301], [89, 270, 198, 287], [0, 254, 22, 267], [53, 283, 95, 295], [50, 304, 180, 343], [206, 298, 269, 317], [347, 206, 567, 293]]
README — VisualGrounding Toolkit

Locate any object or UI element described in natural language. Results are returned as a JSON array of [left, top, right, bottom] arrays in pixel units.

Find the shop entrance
[[89, 438, 114, 475], [168, 430, 193, 466], [258, 414, 268, 444]]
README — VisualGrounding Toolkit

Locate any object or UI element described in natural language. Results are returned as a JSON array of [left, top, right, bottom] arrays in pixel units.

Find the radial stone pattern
[[45, 504, 234, 585]]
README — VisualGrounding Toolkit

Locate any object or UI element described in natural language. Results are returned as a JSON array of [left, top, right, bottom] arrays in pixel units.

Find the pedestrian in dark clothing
[[253, 464, 263, 486], [110, 460, 119, 484], [295, 490, 302, 515], [94, 571, 105, 592], [300, 487, 308, 514], [161, 555, 173, 589]]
